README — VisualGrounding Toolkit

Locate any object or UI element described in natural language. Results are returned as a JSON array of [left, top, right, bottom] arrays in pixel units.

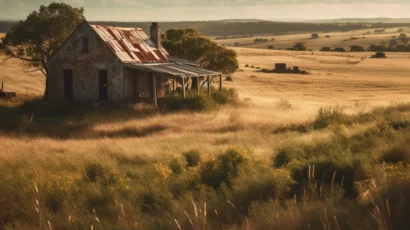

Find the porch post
[[152, 73, 157, 107], [207, 75, 211, 95], [182, 77, 186, 98], [219, 74, 223, 93]]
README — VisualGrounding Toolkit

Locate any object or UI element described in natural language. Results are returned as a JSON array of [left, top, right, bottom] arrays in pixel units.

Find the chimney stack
[[150, 22, 161, 49]]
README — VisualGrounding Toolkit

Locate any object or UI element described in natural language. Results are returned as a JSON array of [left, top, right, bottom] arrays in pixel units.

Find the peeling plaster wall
[[123, 68, 153, 100], [123, 68, 172, 100], [48, 23, 123, 101]]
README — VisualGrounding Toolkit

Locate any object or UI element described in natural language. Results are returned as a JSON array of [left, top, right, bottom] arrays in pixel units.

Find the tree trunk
[[43, 76, 49, 100]]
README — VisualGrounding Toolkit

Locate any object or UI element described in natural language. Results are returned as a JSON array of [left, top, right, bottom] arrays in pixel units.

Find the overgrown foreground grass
[[1, 99, 410, 229]]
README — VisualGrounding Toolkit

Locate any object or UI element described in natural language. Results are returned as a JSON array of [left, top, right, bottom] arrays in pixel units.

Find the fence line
[[238, 49, 410, 60]]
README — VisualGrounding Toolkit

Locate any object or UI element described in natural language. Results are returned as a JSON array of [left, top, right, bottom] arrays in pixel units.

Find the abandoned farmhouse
[[48, 22, 222, 105]]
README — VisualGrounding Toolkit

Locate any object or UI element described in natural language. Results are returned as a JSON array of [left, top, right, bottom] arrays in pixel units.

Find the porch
[[123, 63, 223, 106]]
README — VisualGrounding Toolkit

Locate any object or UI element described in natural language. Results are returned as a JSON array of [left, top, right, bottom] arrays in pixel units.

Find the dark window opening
[[64, 69, 73, 100], [99, 70, 108, 100], [82, 37, 89, 53]]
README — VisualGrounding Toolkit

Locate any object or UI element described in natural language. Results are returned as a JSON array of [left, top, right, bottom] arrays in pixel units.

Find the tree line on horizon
[[1, 19, 410, 37]]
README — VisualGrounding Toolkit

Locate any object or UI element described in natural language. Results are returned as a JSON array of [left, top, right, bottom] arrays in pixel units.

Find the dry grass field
[[0, 33, 45, 95], [214, 27, 410, 51], [1, 47, 410, 155], [2, 30, 410, 228]]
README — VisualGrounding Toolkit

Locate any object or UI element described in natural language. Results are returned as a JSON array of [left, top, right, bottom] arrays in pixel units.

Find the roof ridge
[[90, 24, 143, 31]]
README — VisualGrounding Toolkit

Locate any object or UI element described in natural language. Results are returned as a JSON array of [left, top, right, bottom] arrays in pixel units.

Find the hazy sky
[[0, 0, 408, 21]]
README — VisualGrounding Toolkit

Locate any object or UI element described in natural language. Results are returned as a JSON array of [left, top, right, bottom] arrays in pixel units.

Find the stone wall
[[48, 22, 123, 101]]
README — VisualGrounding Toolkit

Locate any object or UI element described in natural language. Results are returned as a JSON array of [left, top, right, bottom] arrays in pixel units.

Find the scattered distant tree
[[293, 43, 307, 51], [162, 28, 238, 74], [371, 52, 387, 58], [1, 2, 85, 99], [311, 33, 319, 39], [396, 44, 410, 52], [368, 44, 388, 52], [399, 33, 407, 39], [398, 28, 404, 33], [320, 47, 331, 52], [234, 42, 240, 47], [268, 45, 274, 50], [398, 33, 408, 44], [350, 45, 365, 52], [271, 38, 275, 41], [334, 47, 346, 52], [389, 39, 398, 47], [253, 38, 268, 43], [325, 35, 331, 38]]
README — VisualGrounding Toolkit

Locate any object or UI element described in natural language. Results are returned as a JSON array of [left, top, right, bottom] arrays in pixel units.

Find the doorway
[[99, 70, 108, 100]]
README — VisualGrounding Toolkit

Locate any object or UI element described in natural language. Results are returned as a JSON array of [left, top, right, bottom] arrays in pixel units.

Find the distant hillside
[[0, 21, 17, 34], [91, 21, 410, 37], [1, 19, 410, 37], [315, 18, 410, 23]]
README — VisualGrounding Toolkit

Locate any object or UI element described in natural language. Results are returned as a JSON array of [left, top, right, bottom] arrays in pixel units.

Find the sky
[[0, 0, 408, 21]]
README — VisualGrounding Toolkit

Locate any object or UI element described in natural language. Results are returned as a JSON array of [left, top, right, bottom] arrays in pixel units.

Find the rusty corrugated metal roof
[[91, 24, 168, 63], [124, 63, 221, 77]]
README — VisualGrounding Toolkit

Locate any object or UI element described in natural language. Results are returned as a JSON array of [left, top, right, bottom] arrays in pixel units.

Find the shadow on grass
[[0, 96, 163, 139], [92, 125, 167, 138]]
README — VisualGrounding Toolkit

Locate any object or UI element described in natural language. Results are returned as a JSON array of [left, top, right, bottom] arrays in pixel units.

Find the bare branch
[[15, 56, 43, 63], [40, 69, 46, 76], [23, 69, 43, 73]]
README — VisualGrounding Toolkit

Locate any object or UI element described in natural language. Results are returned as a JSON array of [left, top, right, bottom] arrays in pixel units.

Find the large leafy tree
[[162, 28, 238, 74], [1, 2, 85, 99]]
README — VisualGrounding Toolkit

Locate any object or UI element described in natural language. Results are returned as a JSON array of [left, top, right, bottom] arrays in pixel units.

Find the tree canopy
[[291, 43, 307, 51], [1, 2, 85, 98], [162, 28, 238, 74], [350, 45, 365, 52]]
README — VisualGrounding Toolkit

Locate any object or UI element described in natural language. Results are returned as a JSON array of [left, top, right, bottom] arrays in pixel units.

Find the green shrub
[[382, 145, 410, 163], [85, 192, 113, 218], [45, 191, 64, 213], [211, 88, 238, 105], [232, 165, 294, 213], [201, 147, 250, 188], [183, 150, 201, 167], [84, 163, 120, 186], [169, 158, 185, 174], [164, 93, 213, 111], [313, 106, 350, 129], [85, 163, 107, 182], [273, 149, 292, 168], [164, 88, 238, 111], [291, 159, 366, 199]]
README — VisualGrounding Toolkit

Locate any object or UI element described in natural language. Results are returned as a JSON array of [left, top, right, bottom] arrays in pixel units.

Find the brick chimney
[[150, 22, 161, 49]]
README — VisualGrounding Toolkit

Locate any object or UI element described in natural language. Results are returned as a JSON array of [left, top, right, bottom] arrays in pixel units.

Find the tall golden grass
[[1, 30, 410, 228]]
